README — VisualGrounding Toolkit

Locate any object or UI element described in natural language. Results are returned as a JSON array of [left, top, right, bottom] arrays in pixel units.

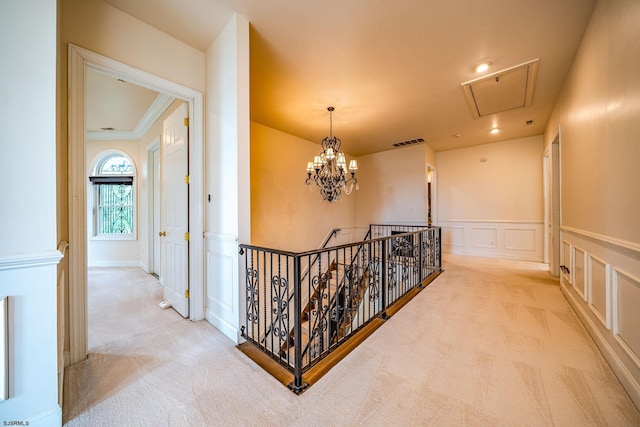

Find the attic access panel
[[461, 59, 539, 118]]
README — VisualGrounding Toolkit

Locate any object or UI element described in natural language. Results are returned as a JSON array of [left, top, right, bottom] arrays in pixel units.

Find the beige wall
[[86, 140, 143, 264], [544, 0, 640, 244], [436, 135, 544, 261], [355, 145, 428, 227], [137, 100, 184, 269], [251, 122, 357, 252], [84, 100, 183, 266], [542, 0, 640, 408], [424, 143, 437, 167], [437, 135, 543, 221], [57, 0, 205, 255], [57, 0, 206, 364]]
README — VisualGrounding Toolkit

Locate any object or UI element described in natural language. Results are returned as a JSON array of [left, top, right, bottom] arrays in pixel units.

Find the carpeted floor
[[63, 255, 640, 426]]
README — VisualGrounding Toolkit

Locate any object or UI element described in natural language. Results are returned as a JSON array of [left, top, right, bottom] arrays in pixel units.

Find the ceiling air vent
[[393, 137, 424, 148], [461, 59, 539, 119]]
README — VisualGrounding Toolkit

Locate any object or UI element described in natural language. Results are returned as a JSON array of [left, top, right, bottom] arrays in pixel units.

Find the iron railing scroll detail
[[239, 224, 441, 393]]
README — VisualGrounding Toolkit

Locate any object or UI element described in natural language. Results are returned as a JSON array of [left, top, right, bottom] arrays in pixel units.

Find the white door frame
[[426, 162, 437, 225], [67, 44, 205, 365], [147, 137, 161, 277], [543, 129, 561, 277]]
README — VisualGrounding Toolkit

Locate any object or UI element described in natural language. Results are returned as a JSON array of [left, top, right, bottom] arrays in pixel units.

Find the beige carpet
[[63, 255, 640, 426]]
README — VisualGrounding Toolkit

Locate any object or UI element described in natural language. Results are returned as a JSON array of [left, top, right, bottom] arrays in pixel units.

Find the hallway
[[63, 255, 640, 426]]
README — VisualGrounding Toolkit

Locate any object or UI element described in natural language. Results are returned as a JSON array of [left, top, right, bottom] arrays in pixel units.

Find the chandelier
[[305, 107, 359, 202]]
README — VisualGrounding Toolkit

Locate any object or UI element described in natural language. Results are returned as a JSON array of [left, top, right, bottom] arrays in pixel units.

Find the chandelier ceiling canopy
[[305, 107, 359, 202]]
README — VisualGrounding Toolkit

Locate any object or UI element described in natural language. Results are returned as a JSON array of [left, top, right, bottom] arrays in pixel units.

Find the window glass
[[90, 152, 136, 238], [99, 155, 134, 175]]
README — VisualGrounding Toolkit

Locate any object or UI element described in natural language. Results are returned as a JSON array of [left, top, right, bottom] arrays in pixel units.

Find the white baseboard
[[139, 261, 149, 273]]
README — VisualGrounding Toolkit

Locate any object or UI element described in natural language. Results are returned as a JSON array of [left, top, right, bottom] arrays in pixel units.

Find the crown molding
[[87, 93, 175, 141]]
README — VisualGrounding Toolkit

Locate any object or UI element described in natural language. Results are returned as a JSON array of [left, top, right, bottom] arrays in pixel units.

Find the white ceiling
[[86, 68, 159, 132], [100, 0, 598, 155]]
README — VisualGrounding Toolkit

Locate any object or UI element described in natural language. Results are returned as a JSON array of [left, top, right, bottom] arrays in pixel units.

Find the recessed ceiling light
[[473, 60, 493, 73], [490, 127, 500, 134]]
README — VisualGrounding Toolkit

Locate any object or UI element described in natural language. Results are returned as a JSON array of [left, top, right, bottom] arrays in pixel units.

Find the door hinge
[[184, 289, 190, 298], [184, 232, 190, 241], [184, 117, 189, 127], [184, 175, 190, 184]]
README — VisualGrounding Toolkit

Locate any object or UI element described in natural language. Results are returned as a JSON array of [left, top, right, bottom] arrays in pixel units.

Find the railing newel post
[[418, 231, 424, 286], [381, 239, 388, 319], [289, 254, 308, 394]]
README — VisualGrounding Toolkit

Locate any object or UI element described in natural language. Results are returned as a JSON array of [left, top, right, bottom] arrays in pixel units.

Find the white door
[[161, 103, 189, 317]]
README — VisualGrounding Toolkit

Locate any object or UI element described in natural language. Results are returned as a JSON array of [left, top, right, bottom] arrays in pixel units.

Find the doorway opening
[[544, 131, 561, 277], [426, 163, 437, 226], [67, 45, 205, 369]]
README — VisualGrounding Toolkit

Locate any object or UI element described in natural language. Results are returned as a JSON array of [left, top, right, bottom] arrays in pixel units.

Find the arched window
[[89, 151, 136, 237]]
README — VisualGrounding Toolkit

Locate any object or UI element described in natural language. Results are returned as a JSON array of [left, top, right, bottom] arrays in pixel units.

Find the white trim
[[68, 45, 88, 365], [441, 220, 543, 262], [425, 162, 437, 226], [203, 232, 239, 243], [572, 246, 587, 301], [587, 253, 610, 330], [561, 239, 572, 284], [438, 219, 543, 224], [146, 137, 160, 276], [88, 149, 138, 240], [561, 225, 640, 256], [560, 230, 640, 409], [205, 233, 240, 342], [1, 296, 7, 401], [68, 44, 205, 365], [611, 268, 640, 366], [87, 93, 175, 141], [0, 250, 63, 271], [560, 280, 640, 410]]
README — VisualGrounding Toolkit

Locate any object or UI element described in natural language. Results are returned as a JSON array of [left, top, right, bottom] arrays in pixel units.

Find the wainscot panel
[[561, 240, 572, 284], [574, 247, 587, 300], [560, 226, 640, 410], [204, 232, 240, 343], [440, 220, 543, 262], [588, 253, 609, 329]]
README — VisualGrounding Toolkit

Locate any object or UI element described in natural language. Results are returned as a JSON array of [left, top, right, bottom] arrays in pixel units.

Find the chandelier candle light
[[305, 107, 359, 202]]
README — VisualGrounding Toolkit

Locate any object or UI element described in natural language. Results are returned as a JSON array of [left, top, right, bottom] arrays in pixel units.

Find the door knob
[[159, 231, 166, 237]]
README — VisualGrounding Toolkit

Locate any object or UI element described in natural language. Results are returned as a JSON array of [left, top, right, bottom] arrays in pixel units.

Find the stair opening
[[238, 224, 442, 394]]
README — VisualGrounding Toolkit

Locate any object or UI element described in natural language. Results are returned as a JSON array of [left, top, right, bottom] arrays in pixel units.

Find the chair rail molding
[[0, 250, 64, 271]]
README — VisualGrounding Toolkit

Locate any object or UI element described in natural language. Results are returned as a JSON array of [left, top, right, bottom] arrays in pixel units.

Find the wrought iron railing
[[239, 224, 441, 393]]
